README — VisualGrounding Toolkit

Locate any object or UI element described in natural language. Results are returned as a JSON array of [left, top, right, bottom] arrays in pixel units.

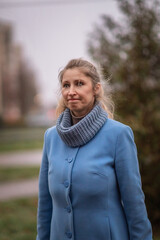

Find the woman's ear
[[94, 83, 101, 96]]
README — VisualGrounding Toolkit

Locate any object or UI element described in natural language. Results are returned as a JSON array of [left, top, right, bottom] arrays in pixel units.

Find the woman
[[36, 58, 152, 240]]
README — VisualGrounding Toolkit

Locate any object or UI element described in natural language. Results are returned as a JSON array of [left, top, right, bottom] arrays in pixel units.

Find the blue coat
[[36, 118, 152, 240]]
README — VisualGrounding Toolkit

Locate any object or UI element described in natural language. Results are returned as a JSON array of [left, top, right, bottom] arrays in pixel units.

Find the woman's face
[[61, 68, 99, 117]]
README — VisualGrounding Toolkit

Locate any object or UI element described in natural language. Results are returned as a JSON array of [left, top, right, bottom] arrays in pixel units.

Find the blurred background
[[0, 0, 160, 239]]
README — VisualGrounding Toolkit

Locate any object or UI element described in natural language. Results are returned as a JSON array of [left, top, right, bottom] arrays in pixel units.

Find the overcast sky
[[0, 0, 121, 107]]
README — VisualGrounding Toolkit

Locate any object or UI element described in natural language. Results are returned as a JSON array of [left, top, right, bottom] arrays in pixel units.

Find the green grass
[[0, 167, 40, 183], [0, 127, 46, 152], [0, 197, 38, 240], [0, 141, 43, 152]]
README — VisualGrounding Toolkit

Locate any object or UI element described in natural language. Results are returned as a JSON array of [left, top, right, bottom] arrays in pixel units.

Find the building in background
[[0, 20, 39, 125]]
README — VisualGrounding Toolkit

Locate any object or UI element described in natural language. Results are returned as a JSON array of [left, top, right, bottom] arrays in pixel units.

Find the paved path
[[0, 150, 42, 201], [0, 178, 39, 201], [0, 150, 42, 166]]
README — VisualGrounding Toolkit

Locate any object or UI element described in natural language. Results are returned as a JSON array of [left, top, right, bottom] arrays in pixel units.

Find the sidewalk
[[0, 178, 39, 201], [0, 150, 42, 201], [0, 150, 42, 166]]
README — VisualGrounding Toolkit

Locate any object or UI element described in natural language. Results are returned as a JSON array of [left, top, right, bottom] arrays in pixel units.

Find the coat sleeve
[[115, 126, 152, 240], [36, 129, 52, 240]]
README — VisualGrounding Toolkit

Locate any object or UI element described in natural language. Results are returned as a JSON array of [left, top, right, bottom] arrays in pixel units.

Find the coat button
[[67, 158, 73, 163], [66, 206, 71, 213], [66, 232, 72, 238], [64, 180, 69, 188]]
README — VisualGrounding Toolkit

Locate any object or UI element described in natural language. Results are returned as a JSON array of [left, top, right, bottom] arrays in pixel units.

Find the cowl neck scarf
[[56, 103, 108, 147]]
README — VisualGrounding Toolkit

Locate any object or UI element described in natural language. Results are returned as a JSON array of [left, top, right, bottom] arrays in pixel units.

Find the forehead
[[62, 68, 90, 81]]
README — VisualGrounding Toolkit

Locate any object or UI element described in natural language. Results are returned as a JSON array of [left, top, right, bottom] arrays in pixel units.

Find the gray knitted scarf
[[56, 103, 108, 147]]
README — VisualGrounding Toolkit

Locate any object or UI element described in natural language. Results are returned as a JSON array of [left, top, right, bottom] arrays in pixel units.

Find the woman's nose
[[68, 86, 76, 95]]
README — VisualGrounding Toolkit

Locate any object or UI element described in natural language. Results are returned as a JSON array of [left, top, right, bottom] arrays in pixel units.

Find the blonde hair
[[56, 58, 114, 119]]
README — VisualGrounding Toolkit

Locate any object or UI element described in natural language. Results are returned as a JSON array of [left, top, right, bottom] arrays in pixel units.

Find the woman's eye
[[77, 81, 83, 86], [63, 83, 70, 88]]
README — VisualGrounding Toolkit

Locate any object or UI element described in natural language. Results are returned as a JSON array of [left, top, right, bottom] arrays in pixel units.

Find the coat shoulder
[[44, 125, 57, 140], [104, 118, 131, 132], [102, 118, 135, 143]]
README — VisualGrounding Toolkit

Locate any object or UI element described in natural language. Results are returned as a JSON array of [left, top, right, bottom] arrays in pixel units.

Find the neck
[[70, 102, 96, 125], [70, 111, 86, 125]]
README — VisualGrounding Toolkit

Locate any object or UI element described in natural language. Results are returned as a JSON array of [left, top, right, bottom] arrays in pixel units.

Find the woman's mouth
[[68, 99, 79, 102]]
